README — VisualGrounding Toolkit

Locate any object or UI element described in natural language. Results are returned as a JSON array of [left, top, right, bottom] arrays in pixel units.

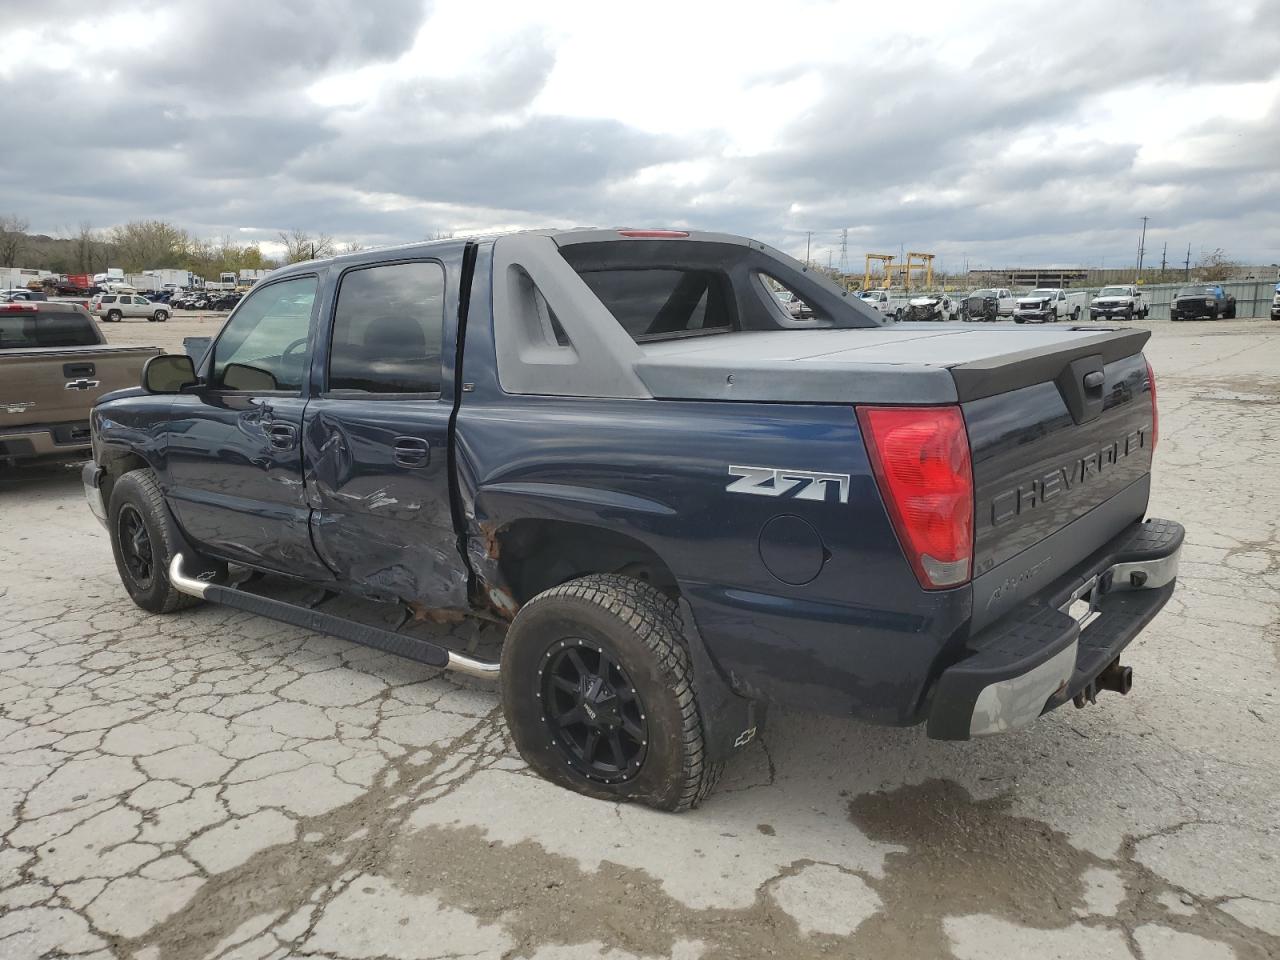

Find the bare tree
[[109, 220, 190, 272], [341, 240, 365, 255], [72, 222, 112, 273], [1195, 248, 1239, 282], [278, 228, 335, 264], [0, 213, 30, 267]]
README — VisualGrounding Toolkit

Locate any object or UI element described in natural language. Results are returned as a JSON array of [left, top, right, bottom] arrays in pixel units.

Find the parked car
[[905, 292, 957, 322], [1013, 288, 1085, 324], [1090, 285, 1148, 321], [961, 288, 1015, 321], [1, 289, 48, 302], [0, 301, 159, 466], [90, 293, 171, 322], [1271, 286, 1280, 321], [83, 228, 1179, 811], [858, 288, 909, 320], [1170, 285, 1236, 321]]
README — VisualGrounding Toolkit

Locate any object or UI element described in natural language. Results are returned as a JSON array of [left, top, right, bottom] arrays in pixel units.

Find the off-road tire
[[106, 309, 122, 322], [501, 574, 722, 812], [108, 469, 202, 613]]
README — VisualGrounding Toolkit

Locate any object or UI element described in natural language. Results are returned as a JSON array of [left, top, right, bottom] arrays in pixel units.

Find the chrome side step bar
[[168, 554, 500, 679]]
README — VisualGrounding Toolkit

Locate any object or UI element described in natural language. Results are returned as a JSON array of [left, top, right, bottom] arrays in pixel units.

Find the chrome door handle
[[393, 437, 430, 468], [267, 423, 297, 449]]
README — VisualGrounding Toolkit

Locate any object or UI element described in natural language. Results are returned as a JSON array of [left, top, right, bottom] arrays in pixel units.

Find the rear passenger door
[[302, 249, 468, 608]]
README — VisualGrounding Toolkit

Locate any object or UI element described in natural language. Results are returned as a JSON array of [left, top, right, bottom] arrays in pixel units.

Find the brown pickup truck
[[1, 302, 159, 465]]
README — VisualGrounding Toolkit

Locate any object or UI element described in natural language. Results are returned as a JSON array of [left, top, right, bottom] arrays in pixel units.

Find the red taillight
[[1145, 360, 1158, 454], [617, 229, 690, 239], [857, 405, 974, 590], [1, 302, 35, 312]]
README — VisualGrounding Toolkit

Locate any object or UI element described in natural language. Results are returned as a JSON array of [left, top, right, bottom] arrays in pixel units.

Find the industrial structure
[[862, 251, 935, 291]]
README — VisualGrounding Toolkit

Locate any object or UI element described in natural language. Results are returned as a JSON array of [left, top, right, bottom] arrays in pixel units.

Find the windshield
[[972, 289, 995, 297], [1098, 287, 1130, 297], [1177, 287, 1213, 297], [1030, 289, 1056, 296]]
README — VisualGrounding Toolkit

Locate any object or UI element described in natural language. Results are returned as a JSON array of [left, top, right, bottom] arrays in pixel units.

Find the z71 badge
[[726, 465, 850, 503]]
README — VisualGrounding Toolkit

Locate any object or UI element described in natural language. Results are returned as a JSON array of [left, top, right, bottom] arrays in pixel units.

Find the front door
[[302, 254, 467, 608], [165, 273, 331, 578]]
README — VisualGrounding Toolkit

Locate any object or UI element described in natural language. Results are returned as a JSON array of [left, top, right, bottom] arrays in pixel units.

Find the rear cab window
[[0, 311, 100, 348], [575, 268, 735, 342], [555, 237, 874, 346]]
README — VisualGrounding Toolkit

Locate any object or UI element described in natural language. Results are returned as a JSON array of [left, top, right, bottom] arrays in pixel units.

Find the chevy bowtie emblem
[[64, 379, 100, 391]]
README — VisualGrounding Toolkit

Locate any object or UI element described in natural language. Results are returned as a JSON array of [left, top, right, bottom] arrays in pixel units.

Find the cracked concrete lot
[[2, 318, 1278, 960]]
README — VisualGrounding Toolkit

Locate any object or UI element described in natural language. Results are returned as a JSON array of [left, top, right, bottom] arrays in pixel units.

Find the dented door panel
[[302, 400, 466, 607]]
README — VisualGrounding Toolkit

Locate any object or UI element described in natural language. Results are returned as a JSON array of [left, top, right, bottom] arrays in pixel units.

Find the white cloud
[[1, 0, 1277, 266]]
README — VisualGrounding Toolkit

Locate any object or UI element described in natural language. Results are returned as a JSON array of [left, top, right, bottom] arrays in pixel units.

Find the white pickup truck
[[1013, 288, 1085, 324], [1090, 285, 1149, 321], [858, 289, 910, 321]]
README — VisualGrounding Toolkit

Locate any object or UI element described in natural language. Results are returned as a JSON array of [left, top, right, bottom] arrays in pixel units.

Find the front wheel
[[501, 574, 721, 812], [108, 469, 204, 613], [152, 310, 169, 322]]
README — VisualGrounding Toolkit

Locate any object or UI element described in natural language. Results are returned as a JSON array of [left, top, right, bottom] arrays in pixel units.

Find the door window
[[211, 276, 316, 392], [327, 261, 445, 394]]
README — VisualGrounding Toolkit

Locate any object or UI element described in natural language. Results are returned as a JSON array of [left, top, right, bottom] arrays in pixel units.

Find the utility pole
[[1184, 244, 1191, 280], [839, 228, 848, 275], [805, 232, 812, 267], [1160, 241, 1167, 275], [1135, 216, 1148, 282]]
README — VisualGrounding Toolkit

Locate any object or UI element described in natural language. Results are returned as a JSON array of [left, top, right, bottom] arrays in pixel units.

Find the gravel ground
[[1, 318, 1277, 960]]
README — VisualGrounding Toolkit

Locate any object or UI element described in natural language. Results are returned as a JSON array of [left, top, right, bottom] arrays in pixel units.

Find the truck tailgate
[[0, 346, 158, 430], [959, 337, 1155, 629]]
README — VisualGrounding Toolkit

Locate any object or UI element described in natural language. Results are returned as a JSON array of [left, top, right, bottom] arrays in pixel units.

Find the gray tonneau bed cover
[[634, 324, 1149, 404]]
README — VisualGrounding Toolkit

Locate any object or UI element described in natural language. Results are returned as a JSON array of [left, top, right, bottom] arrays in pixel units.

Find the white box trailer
[[126, 274, 160, 292], [0, 267, 50, 291], [145, 268, 194, 289]]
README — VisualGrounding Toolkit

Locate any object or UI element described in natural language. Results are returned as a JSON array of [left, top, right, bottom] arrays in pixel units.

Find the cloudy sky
[[3, 0, 1278, 270]]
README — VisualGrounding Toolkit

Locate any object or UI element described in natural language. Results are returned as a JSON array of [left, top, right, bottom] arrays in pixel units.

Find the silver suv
[[90, 293, 169, 323]]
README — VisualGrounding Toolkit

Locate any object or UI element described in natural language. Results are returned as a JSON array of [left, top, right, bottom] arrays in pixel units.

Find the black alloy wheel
[[116, 503, 154, 590], [539, 638, 648, 784]]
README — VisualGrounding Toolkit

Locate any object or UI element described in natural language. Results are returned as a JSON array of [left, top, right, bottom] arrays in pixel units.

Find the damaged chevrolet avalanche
[[83, 229, 1182, 810]]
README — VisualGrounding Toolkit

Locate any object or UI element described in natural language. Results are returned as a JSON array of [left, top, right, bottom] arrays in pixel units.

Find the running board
[[168, 554, 500, 679]]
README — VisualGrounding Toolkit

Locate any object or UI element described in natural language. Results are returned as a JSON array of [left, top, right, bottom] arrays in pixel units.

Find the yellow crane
[[864, 253, 895, 290], [863, 251, 936, 292]]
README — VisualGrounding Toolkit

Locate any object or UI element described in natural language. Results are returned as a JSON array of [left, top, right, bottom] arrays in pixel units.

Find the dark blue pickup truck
[[83, 229, 1182, 810]]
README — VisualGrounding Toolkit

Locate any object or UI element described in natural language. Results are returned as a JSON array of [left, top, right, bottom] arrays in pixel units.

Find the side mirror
[[142, 354, 198, 393]]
